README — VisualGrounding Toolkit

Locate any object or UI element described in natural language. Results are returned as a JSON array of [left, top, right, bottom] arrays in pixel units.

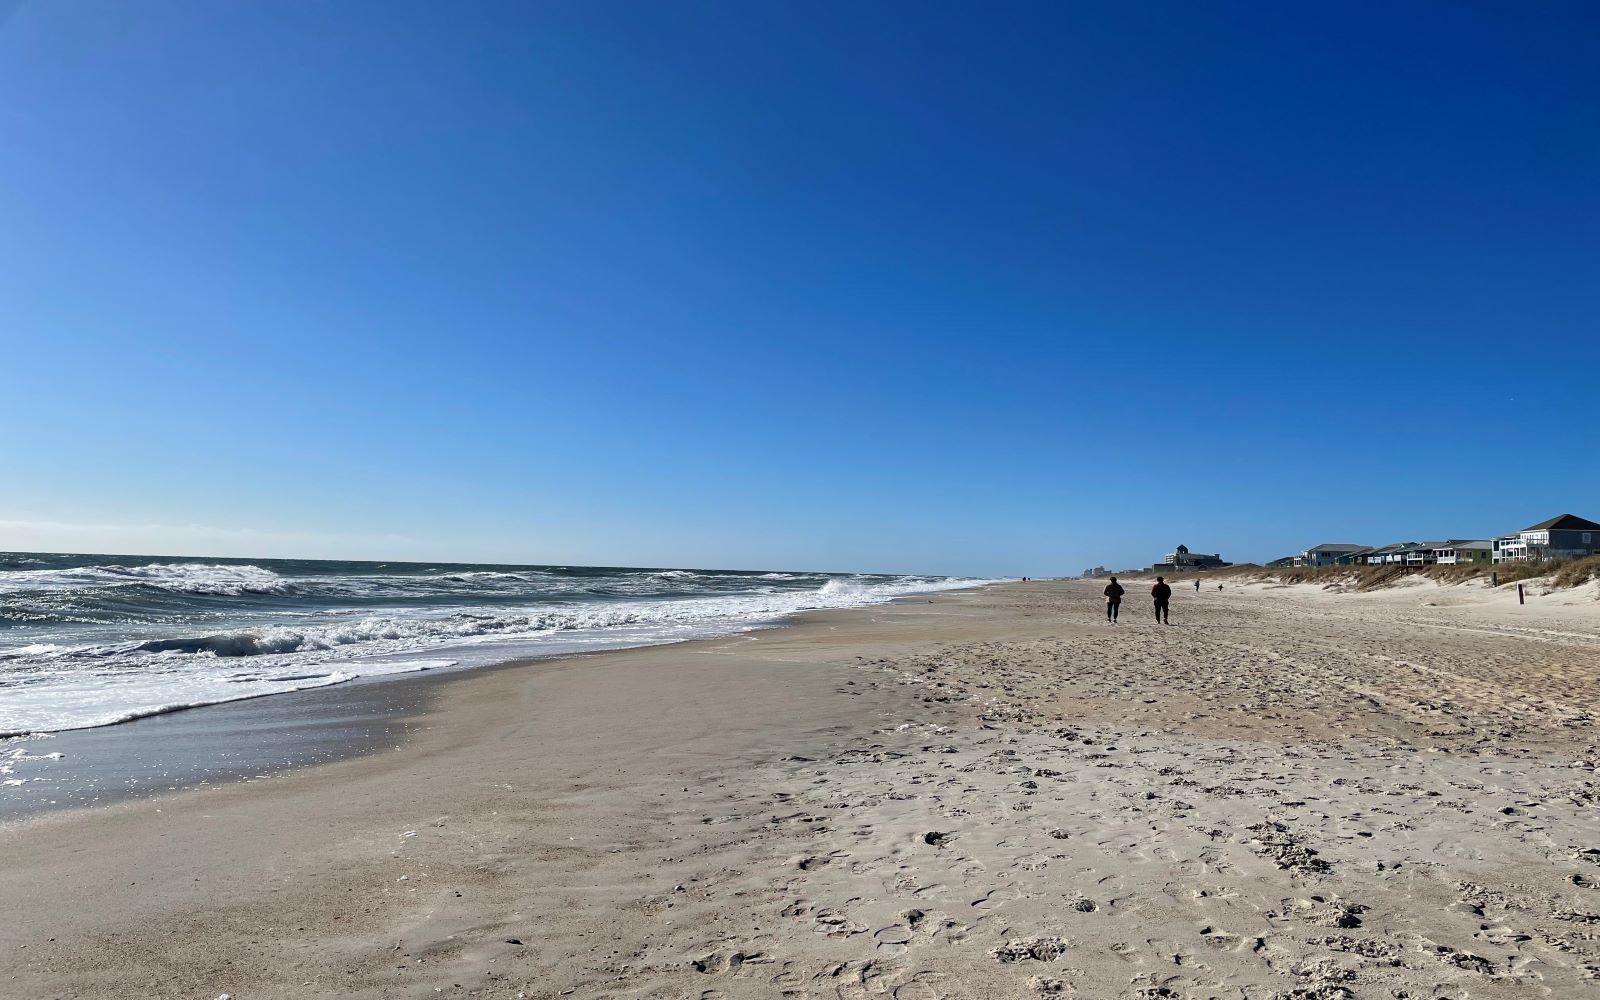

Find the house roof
[[1522, 513, 1600, 532], [1305, 543, 1368, 553], [1396, 541, 1444, 552], [1452, 540, 1493, 550]]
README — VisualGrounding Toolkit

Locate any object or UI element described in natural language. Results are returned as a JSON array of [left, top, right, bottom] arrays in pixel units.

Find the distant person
[[1152, 576, 1172, 624], [1218, 582, 1223, 591], [1103, 576, 1124, 623], [1194, 579, 1201, 592]]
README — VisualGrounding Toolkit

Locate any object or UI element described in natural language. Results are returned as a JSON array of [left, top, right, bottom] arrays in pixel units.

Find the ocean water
[[0, 552, 996, 738]]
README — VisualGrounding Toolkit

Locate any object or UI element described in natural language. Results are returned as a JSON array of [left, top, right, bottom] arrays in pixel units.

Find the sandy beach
[[5, 578, 1600, 999]]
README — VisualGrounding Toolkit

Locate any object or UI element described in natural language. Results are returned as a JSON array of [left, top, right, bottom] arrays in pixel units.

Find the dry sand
[[4, 579, 1599, 999]]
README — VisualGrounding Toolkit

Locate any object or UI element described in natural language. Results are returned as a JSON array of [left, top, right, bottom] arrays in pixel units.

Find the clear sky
[[3, 1, 1597, 575]]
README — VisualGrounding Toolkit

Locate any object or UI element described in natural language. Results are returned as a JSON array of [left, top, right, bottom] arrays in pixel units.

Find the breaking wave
[[0, 562, 292, 597], [0, 553, 1002, 736]]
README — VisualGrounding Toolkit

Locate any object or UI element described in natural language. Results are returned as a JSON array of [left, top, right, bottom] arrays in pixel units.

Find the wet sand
[[0, 669, 433, 822], [4, 580, 1599, 999]]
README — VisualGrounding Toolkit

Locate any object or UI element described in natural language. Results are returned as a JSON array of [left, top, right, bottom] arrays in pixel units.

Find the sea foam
[[0, 555, 1000, 736]]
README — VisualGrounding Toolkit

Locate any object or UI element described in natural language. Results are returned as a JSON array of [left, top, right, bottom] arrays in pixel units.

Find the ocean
[[0, 551, 995, 738]]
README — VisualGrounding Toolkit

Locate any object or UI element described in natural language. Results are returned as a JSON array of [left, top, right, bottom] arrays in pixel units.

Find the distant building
[[1493, 514, 1600, 563], [1082, 566, 1110, 578], [1154, 544, 1229, 571], [1358, 542, 1415, 566], [1405, 542, 1444, 566], [1296, 543, 1369, 568], [1266, 555, 1297, 568], [1435, 541, 1492, 565]]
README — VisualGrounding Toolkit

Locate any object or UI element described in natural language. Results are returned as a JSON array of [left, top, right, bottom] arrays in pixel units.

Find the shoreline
[[0, 588, 983, 824], [6, 580, 1599, 998], [1, 585, 1001, 997]]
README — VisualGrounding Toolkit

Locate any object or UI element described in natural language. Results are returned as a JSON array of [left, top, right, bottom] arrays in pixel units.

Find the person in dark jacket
[[1103, 577, 1125, 623], [1152, 576, 1172, 624]]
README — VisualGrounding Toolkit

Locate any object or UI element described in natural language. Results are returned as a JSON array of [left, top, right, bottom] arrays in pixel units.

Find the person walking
[[1103, 576, 1125, 623], [1152, 576, 1172, 625], [1194, 578, 1200, 592]]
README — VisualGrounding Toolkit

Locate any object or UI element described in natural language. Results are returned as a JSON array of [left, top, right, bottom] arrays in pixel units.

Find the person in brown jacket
[[1102, 577, 1124, 623], [1152, 576, 1172, 624]]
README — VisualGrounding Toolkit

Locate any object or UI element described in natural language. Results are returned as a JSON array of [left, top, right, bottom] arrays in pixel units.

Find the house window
[[1585, 532, 1592, 544]]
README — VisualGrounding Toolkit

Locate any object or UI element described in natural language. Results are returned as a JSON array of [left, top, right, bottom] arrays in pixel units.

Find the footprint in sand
[[1422, 942, 1496, 976], [1198, 926, 1242, 951], [770, 963, 806, 989], [692, 954, 727, 974], [892, 973, 942, 1000], [813, 908, 868, 939], [799, 851, 849, 871], [827, 958, 906, 1000], [1474, 923, 1531, 947], [1504, 954, 1549, 982], [933, 917, 970, 944], [989, 937, 1068, 962], [875, 926, 913, 955], [972, 885, 1022, 909], [781, 898, 813, 917], [692, 951, 767, 975], [1108, 942, 1144, 964]]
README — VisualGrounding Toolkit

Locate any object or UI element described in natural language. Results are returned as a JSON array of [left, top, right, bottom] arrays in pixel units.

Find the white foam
[[0, 573, 1002, 735], [0, 562, 290, 596], [0, 658, 457, 737]]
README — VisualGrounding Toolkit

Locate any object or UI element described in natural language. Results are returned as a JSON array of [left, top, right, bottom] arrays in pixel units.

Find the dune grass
[[1550, 554, 1600, 589], [1155, 556, 1600, 595]]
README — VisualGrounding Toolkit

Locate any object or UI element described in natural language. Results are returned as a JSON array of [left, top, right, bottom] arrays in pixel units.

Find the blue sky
[[2, 1, 1596, 575]]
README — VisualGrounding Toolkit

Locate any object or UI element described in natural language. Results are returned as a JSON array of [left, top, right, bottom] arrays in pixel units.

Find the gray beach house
[[1493, 514, 1600, 563]]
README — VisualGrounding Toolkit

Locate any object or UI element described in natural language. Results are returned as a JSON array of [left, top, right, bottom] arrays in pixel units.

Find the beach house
[[1400, 542, 1452, 567], [1296, 543, 1370, 568], [1333, 547, 1375, 565], [1493, 514, 1600, 563], [1433, 541, 1493, 565], [1357, 543, 1413, 565]]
